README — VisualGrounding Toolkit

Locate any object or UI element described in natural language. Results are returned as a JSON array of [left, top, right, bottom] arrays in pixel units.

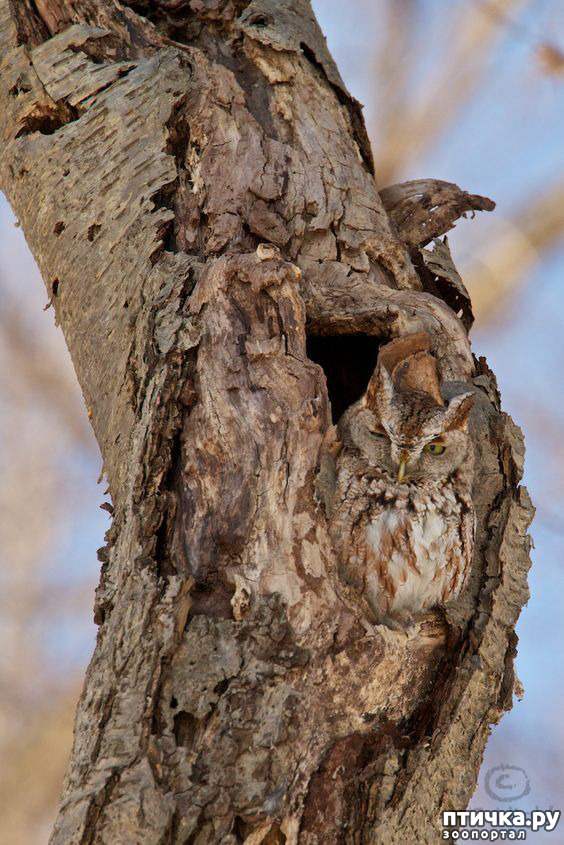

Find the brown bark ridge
[[0, 2, 533, 843]]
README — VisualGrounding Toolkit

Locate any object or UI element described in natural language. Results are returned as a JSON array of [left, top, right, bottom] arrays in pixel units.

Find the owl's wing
[[448, 503, 475, 598]]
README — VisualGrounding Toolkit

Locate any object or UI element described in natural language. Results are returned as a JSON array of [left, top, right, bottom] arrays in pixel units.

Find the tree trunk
[[0, 2, 533, 843]]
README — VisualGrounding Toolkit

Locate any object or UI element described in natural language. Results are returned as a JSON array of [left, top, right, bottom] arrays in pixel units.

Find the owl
[[326, 334, 475, 630]]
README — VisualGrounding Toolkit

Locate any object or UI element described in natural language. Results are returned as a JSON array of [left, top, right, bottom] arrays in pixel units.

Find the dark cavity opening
[[174, 711, 199, 747], [306, 334, 381, 423]]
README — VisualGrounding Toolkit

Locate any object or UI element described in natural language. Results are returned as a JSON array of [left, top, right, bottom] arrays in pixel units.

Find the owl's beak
[[397, 451, 408, 483]]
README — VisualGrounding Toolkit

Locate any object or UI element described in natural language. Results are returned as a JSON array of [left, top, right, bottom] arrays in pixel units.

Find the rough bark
[[0, 2, 533, 843]]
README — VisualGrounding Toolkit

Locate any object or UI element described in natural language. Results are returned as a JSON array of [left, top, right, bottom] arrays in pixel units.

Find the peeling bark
[[0, 2, 533, 844]]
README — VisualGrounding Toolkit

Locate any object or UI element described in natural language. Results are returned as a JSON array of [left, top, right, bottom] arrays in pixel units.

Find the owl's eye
[[424, 442, 446, 455], [369, 430, 387, 439]]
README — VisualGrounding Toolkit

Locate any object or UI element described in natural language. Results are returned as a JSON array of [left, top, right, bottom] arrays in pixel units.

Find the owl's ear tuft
[[364, 360, 393, 411], [376, 364, 395, 412], [444, 392, 474, 431]]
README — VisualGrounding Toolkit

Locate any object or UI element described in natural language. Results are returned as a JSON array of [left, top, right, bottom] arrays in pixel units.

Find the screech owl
[[326, 334, 475, 630]]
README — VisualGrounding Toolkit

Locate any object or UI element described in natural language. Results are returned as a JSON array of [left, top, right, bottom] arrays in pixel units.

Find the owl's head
[[339, 340, 474, 484]]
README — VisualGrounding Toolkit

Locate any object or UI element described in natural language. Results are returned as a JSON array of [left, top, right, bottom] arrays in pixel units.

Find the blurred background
[[0, 1, 563, 841]]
